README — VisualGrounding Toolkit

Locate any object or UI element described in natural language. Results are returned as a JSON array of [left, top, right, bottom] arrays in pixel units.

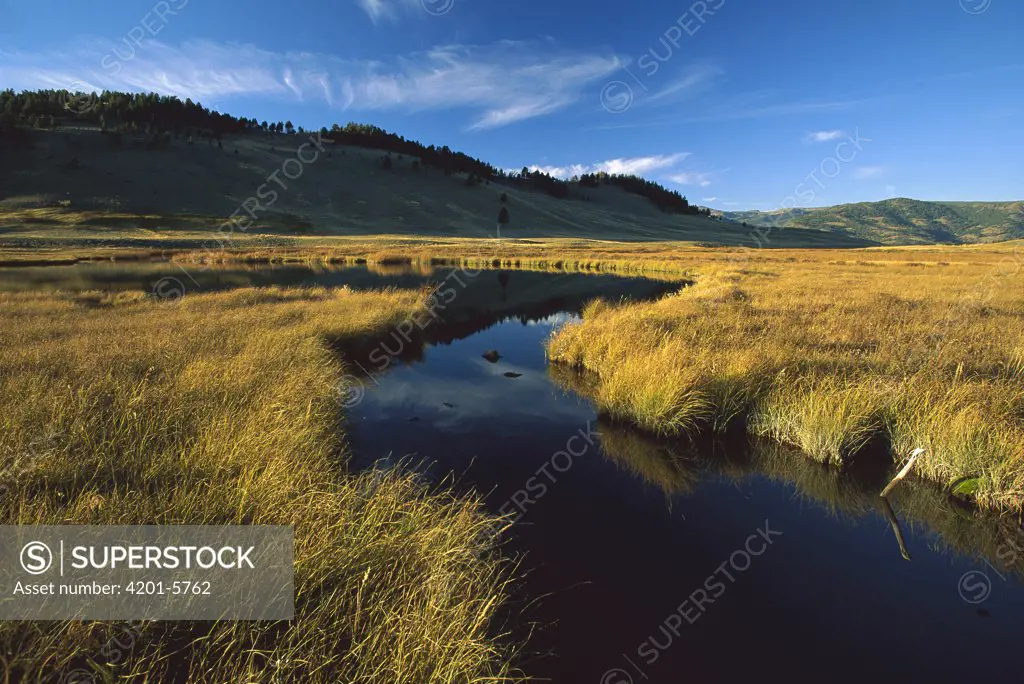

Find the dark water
[[345, 271, 1024, 684]]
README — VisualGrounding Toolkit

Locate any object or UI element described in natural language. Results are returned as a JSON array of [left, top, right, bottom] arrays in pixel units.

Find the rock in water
[[482, 350, 501, 363]]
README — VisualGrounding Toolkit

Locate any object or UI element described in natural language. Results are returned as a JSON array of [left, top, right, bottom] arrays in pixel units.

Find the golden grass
[[542, 241, 1024, 512], [4, 235, 1022, 512], [0, 286, 520, 682], [2, 234, 1023, 678], [5, 235, 1021, 512]]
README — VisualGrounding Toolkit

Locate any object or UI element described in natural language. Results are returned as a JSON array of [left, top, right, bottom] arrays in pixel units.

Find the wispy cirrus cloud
[[0, 38, 620, 130], [685, 98, 874, 124], [644, 63, 723, 104], [667, 171, 719, 187], [853, 166, 885, 179], [591, 93, 875, 131], [356, 0, 395, 22], [354, 0, 444, 23], [526, 152, 690, 179], [804, 129, 845, 143]]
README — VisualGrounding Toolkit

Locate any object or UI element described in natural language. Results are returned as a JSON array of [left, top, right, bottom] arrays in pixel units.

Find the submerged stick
[[880, 448, 925, 498], [880, 496, 912, 561]]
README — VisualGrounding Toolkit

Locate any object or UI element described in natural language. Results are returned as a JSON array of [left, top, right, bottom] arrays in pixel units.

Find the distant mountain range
[[722, 199, 1024, 245]]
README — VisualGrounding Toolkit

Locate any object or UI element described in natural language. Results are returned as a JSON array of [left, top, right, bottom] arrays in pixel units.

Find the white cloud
[[854, 166, 885, 179], [592, 91, 879, 131], [805, 129, 844, 143], [667, 171, 715, 187], [526, 153, 689, 179], [469, 100, 572, 131], [702, 197, 719, 202], [355, 0, 435, 23], [646, 64, 723, 104], [0, 39, 620, 130], [682, 98, 872, 124], [357, 0, 393, 22]]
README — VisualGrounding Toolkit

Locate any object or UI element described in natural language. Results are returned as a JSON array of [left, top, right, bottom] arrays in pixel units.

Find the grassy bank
[[0, 286, 520, 682], [545, 242, 1024, 513]]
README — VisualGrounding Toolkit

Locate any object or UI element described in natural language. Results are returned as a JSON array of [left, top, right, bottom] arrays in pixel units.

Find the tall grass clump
[[750, 377, 883, 466], [885, 377, 1024, 510], [0, 287, 521, 682], [549, 299, 711, 434]]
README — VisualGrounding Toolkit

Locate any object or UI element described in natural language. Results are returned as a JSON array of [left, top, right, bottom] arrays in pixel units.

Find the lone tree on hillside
[[497, 206, 510, 237], [381, 155, 393, 170], [500, 192, 508, 203]]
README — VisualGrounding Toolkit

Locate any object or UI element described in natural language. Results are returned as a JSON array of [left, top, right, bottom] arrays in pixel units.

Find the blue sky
[[1, 0, 1021, 210]]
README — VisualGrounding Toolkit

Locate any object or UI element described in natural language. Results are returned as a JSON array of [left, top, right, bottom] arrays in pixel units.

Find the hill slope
[[723, 198, 1024, 245], [0, 126, 872, 248]]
